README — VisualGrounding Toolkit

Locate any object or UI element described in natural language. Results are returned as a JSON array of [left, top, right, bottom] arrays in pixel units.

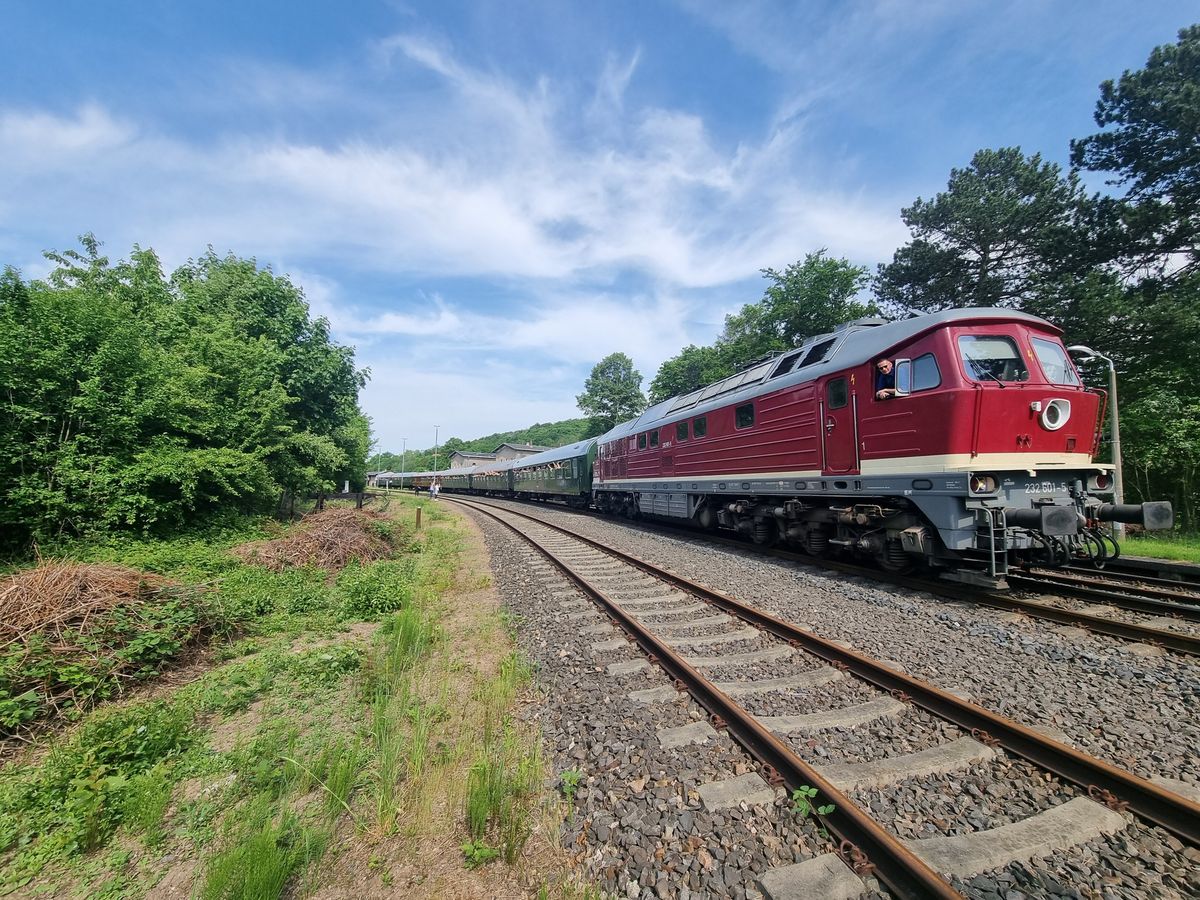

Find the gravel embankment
[[508, 502, 1200, 789]]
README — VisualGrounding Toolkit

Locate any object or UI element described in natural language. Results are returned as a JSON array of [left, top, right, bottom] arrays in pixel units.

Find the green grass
[[197, 796, 328, 900], [0, 494, 564, 898], [1123, 531, 1200, 564], [0, 508, 420, 894], [0, 699, 196, 890], [464, 652, 540, 864]]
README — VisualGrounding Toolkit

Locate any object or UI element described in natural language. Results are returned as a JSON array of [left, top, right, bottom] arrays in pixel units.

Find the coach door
[[821, 376, 860, 475]]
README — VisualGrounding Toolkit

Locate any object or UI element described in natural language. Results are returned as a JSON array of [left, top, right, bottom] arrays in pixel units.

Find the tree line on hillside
[[0, 237, 369, 553], [575, 25, 1200, 530]]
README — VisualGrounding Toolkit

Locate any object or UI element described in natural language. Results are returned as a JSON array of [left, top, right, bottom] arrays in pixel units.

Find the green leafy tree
[[646, 253, 874, 405], [576, 353, 646, 436], [719, 252, 874, 370], [875, 148, 1090, 313], [648, 345, 731, 404], [1070, 24, 1200, 280], [0, 236, 370, 550]]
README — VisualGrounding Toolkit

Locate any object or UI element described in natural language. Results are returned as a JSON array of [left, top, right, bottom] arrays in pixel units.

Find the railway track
[[448, 495, 1200, 899], [1013, 566, 1200, 614], [1064, 555, 1200, 588]]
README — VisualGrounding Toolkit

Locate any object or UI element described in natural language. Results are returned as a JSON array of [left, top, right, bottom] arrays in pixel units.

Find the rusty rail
[[1010, 570, 1200, 620]]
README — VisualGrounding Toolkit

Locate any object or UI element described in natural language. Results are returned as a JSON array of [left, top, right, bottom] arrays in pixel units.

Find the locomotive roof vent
[[837, 316, 889, 331]]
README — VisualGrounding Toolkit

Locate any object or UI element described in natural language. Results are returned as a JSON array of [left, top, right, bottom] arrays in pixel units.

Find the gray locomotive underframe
[[598, 468, 1105, 557]]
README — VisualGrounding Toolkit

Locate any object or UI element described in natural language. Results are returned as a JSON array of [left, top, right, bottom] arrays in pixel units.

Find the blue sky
[[1, 2, 1194, 454]]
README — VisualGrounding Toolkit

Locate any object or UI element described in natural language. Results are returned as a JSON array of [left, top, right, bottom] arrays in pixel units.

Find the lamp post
[[1068, 345, 1123, 539], [433, 425, 440, 476], [399, 438, 407, 491]]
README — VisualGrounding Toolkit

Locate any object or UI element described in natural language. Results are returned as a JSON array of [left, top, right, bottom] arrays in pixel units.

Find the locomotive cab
[[870, 319, 1170, 578]]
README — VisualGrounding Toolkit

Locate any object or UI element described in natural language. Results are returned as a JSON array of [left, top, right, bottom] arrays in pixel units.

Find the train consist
[[404, 308, 1172, 586]]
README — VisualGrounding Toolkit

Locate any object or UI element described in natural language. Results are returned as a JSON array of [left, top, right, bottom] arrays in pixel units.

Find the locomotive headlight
[[1088, 473, 1114, 493], [969, 474, 998, 494], [1040, 398, 1071, 431]]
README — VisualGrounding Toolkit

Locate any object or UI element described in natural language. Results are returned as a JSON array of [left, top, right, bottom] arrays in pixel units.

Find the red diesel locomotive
[[591, 308, 1172, 585]]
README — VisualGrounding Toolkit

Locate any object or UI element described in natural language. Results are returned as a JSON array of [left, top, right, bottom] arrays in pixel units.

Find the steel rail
[[449, 497, 963, 899], [1033, 564, 1200, 596], [1013, 569, 1200, 614], [636, 522, 1200, 657], [520, 499, 1200, 655], [1061, 557, 1200, 587], [965, 586, 1200, 655], [449, 496, 1200, 847]]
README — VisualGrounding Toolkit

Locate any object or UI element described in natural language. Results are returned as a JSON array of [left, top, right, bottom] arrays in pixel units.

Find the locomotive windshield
[[1031, 337, 1082, 386], [957, 335, 1030, 383]]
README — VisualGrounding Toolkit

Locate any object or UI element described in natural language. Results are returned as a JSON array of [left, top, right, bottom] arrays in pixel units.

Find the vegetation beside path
[[0, 497, 586, 898]]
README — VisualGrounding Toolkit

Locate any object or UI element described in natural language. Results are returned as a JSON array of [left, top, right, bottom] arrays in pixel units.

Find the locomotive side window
[[638, 433, 647, 450], [1031, 338, 1082, 386], [827, 378, 848, 409], [649, 430, 659, 448], [958, 335, 1030, 383], [676, 421, 688, 442], [735, 403, 755, 429], [911, 353, 941, 392], [693, 416, 707, 437]]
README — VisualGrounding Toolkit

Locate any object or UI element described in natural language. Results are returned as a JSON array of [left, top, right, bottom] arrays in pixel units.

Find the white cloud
[[0, 104, 134, 162], [0, 30, 911, 451], [0, 33, 902, 288]]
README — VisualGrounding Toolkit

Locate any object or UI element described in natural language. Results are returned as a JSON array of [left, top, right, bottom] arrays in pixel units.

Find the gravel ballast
[[458, 499, 1199, 899]]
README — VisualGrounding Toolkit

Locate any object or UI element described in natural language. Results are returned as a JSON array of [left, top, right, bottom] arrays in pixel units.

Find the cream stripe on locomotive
[[594, 452, 1106, 489], [858, 452, 1105, 475]]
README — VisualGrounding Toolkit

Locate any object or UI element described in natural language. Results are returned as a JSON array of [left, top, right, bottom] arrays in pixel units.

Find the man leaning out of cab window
[[875, 358, 896, 400]]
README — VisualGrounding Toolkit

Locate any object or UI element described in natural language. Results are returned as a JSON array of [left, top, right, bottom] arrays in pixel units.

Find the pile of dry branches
[[0, 562, 168, 651], [233, 507, 395, 572], [0, 561, 208, 735]]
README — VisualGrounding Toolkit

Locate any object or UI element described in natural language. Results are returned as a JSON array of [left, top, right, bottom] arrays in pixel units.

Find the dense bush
[[0, 237, 370, 552]]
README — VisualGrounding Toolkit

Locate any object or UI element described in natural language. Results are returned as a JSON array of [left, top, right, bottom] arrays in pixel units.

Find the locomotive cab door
[[821, 376, 860, 475]]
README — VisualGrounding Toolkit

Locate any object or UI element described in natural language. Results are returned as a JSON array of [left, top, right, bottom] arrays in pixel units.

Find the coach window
[[638, 433, 647, 450], [649, 430, 659, 448], [693, 416, 707, 438], [735, 402, 755, 429], [676, 421, 688, 442], [827, 378, 848, 409]]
